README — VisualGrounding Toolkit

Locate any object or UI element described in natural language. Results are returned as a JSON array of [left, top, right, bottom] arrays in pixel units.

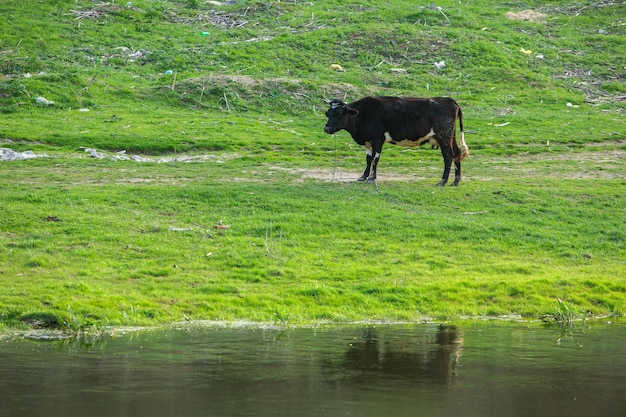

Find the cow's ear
[[347, 107, 359, 116]]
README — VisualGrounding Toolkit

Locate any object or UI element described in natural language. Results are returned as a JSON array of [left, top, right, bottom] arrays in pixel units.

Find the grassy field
[[1, 0, 624, 330]]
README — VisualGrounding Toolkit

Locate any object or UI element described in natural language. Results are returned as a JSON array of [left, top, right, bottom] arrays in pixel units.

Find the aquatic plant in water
[[542, 298, 583, 327]]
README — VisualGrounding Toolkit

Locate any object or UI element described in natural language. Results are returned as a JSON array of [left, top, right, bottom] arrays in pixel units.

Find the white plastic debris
[[82, 148, 232, 163], [0, 148, 49, 161], [36, 96, 55, 106], [434, 60, 446, 70], [128, 50, 142, 60], [169, 226, 193, 232], [85, 148, 107, 158], [131, 155, 152, 162]]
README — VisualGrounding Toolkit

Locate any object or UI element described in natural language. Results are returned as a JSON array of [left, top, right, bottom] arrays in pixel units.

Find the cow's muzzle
[[324, 126, 336, 134]]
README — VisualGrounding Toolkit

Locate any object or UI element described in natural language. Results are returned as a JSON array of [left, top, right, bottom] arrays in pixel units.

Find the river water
[[1, 321, 624, 417]]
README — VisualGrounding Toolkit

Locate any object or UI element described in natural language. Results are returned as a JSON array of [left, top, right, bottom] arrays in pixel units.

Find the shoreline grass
[[1, 0, 625, 331], [1, 151, 624, 330]]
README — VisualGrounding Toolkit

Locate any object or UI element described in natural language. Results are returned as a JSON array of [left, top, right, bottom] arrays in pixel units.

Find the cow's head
[[323, 99, 359, 134]]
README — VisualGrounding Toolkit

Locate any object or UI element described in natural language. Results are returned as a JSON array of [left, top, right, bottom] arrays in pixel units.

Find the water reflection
[[342, 325, 462, 385], [1, 322, 624, 417]]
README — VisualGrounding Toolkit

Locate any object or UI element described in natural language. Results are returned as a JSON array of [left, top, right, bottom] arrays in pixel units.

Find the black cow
[[323, 96, 470, 186]]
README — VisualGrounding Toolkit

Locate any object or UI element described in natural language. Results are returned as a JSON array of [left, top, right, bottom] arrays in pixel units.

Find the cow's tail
[[454, 103, 470, 162]]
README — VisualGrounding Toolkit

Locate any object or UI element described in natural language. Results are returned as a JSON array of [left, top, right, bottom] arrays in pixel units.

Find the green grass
[[1, 0, 625, 330], [1, 155, 623, 328]]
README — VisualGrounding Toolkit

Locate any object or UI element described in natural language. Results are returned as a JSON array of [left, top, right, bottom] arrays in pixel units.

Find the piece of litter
[[131, 155, 151, 162], [36, 96, 55, 106], [1, 148, 49, 161], [330, 64, 344, 72], [427, 5, 450, 23], [214, 220, 230, 230], [520, 48, 532, 55], [85, 148, 106, 158], [566, 102, 579, 108], [169, 226, 193, 232], [434, 60, 446, 70], [494, 122, 510, 127]]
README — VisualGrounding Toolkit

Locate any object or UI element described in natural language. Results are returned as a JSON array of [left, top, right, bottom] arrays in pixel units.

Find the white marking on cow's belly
[[384, 129, 436, 147]]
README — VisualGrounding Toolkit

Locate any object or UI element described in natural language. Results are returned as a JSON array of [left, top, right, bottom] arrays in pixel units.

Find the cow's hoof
[[366, 177, 376, 184], [435, 181, 446, 187], [356, 176, 367, 182]]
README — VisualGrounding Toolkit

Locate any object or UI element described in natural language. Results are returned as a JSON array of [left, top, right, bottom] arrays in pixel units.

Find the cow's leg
[[358, 145, 373, 181], [436, 146, 453, 186], [366, 143, 383, 184], [451, 160, 461, 186]]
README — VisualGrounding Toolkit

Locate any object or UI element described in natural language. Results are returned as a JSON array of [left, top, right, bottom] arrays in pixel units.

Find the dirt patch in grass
[[267, 166, 425, 183], [270, 147, 626, 182], [2, 145, 623, 184], [521, 149, 626, 162], [505, 10, 547, 23], [186, 75, 301, 89]]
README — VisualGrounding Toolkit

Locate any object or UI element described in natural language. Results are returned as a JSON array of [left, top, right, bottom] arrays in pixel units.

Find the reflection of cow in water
[[342, 325, 463, 385]]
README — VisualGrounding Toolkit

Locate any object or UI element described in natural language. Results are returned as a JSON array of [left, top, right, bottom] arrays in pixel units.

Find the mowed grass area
[[1, 0, 625, 329]]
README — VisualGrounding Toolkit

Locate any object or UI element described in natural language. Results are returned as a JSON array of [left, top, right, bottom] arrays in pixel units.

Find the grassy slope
[[0, 0, 624, 329]]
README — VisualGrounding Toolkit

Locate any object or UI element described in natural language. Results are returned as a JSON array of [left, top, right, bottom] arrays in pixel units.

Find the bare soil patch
[[505, 10, 547, 23], [186, 74, 301, 89], [3, 145, 624, 183], [267, 166, 426, 183]]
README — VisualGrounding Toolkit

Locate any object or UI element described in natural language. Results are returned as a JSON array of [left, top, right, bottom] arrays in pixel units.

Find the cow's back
[[426, 97, 460, 124], [371, 97, 435, 141]]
